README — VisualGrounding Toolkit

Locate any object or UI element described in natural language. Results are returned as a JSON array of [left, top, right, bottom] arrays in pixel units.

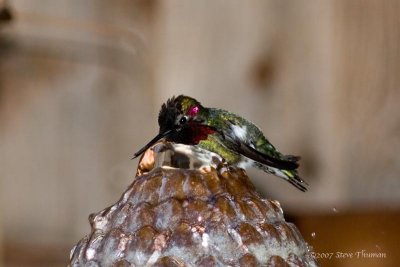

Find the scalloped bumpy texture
[[69, 144, 318, 267]]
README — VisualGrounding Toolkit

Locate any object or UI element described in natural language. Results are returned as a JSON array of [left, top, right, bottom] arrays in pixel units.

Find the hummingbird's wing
[[221, 119, 300, 170], [206, 109, 307, 191]]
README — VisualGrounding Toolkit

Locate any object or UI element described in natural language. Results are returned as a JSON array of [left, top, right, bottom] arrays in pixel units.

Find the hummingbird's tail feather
[[256, 163, 308, 192], [283, 171, 308, 192], [282, 155, 301, 162]]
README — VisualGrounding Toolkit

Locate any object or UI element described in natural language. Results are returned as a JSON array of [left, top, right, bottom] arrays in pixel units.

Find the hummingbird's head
[[133, 95, 215, 159], [158, 95, 204, 133]]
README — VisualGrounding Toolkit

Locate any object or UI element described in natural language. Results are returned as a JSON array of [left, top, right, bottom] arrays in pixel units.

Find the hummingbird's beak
[[132, 129, 173, 159]]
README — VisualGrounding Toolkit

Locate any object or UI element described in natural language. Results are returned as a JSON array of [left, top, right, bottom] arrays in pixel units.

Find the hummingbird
[[133, 95, 308, 191]]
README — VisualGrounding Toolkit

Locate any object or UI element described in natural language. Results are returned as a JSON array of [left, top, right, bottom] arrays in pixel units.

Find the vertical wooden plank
[[333, 0, 400, 205], [151, 0, 341, 211], [0, 0, 154, 251]]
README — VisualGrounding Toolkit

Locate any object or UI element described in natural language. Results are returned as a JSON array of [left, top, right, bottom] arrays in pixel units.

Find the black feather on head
[[158, 96, 182, 133]]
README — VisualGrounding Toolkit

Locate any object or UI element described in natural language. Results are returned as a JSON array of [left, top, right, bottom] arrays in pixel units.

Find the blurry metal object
[[69, 142, 318, 266], [0, 0, 12, 24]]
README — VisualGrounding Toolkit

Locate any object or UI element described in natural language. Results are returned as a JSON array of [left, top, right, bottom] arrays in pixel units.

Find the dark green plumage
[[134, 95, 308, 191]]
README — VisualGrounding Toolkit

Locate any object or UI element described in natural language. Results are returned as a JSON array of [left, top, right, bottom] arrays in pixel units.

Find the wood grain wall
[[0, 1, 399, 266]]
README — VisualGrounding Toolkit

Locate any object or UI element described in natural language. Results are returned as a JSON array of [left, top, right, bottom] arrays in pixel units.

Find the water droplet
[[311, 232, 316, 238], [376, 245, 381, 250], [332, 207, 339, 213]]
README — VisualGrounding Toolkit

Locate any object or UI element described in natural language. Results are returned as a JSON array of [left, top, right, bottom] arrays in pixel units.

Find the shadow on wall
[[0, 1, 12, 24]]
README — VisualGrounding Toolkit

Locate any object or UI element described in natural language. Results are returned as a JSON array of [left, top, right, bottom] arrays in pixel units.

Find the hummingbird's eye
[[179, 116, 187, 125]]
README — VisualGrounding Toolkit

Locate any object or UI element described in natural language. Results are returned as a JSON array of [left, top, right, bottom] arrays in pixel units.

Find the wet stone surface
[[69, 143, 318, 266]]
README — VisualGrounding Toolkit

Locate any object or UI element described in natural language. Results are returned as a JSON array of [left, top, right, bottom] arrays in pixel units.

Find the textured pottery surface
[[69, 143, 318, 267]]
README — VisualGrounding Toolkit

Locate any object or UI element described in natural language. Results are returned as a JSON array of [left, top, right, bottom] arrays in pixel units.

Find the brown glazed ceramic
[[69, 142, 318, 266]]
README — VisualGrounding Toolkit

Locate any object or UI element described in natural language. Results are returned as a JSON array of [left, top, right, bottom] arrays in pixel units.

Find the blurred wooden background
[[0, 0, 399, 266]]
